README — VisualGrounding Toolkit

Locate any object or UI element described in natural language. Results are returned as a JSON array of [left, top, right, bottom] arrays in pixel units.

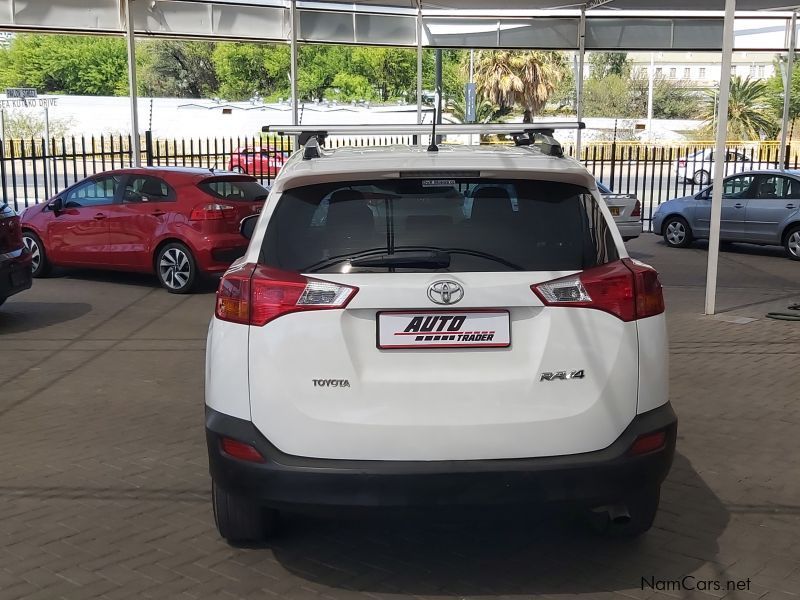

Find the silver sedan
[[652, 170, 800, 260]]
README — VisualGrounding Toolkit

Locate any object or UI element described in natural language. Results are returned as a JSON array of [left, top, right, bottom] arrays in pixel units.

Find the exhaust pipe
[[606, 504, 631, 525]]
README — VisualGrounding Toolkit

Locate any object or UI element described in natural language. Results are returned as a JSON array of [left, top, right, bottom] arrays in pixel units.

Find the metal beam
[[779, 11, 797, 169], [575, 7, 586, 159], [416, 4, 422, 131], [290, 0, 299, 126], [124, 0, 141, 167], [704, 0, 736, 316]]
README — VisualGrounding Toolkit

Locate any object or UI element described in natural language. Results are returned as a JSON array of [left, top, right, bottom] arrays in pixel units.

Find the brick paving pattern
[[0, 235, 798, 599]]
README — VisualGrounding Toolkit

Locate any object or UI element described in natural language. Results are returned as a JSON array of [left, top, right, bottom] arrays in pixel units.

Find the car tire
[[0, 297, 5, 307], [662, 216, 693, 248], [22, 231, 51, 277], [589, 487, 660, 539], [692, 170, 710, 185], [155, 242, 197, 294], [784, 225, 800, 261], [212, 481, 278, 544]]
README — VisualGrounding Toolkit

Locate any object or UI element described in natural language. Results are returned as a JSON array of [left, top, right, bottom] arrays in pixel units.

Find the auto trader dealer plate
[[377, 311, 510, 349]]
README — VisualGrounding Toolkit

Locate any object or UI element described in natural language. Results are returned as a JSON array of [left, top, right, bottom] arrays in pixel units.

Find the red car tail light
[[628, 430, 667, 456], [678, 159, 686, 167], [631, 200, 641, 217], [190, 202, 236, 221], [220, 437, 265, 463], [531, 259, 664, 322], [215, 263, 358, 326]]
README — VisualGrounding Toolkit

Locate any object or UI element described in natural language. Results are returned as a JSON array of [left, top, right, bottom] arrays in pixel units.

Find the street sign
[[465, 83, 476, 123], [6, 88, 37, 99]]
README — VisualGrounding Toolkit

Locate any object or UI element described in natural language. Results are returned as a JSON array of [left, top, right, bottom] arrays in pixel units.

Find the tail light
[[220, 437, 265, 463], [531, 259, 664, 322], [631, 200, 641, 217], [215, 263, 358, 326], [678, 159, 686, 167], [190, 202, 236, 221], [628, 430, 667, 456]]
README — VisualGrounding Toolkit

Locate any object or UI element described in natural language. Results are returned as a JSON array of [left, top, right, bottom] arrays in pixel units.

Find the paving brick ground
[[1, 235, 799, 600]]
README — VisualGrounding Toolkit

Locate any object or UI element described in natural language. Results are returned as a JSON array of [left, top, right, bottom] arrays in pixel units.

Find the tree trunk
[[523, 108, 533, 123]]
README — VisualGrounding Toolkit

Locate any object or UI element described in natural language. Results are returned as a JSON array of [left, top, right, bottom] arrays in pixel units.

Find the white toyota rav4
[[205, 125, 676, 543]]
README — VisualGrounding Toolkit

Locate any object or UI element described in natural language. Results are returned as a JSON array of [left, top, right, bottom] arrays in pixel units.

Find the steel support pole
[[704, 0, 735, 316], [124, 0, 141, 167], [416, 6, 423, 131], [290, 0, 299, 126], [779, 11, 797, 169], [575, 8, 586, 159]]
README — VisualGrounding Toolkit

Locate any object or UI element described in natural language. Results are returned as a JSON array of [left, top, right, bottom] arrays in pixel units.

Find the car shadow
[[0, 301, 92, 334], [693, 240, 788, 259], [52, 269, 219, 293], [265, 453, 729, 596]]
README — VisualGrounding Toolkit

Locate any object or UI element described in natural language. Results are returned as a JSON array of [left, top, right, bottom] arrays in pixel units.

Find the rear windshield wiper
[[349, 251, 450, 270]]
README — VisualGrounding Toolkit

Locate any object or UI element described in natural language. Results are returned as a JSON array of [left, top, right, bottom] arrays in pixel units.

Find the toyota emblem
[[427, 280, 464, 305]]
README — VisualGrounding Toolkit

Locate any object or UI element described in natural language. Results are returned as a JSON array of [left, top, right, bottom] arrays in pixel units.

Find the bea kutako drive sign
[[377, 311, 511, 349]]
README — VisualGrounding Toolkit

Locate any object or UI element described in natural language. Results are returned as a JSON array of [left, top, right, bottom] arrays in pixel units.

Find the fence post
[[145, 130, 154, 167]]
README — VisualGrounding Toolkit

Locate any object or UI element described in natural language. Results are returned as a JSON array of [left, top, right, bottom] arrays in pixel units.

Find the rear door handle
[[786, 204, 797, 210], [94, 213, 106, 220], [151, 210, 166, 216], [734, 203, 744, 209]]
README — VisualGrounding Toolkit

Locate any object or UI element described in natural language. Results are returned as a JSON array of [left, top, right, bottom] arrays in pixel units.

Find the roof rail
[[263, 122, 585, 159]]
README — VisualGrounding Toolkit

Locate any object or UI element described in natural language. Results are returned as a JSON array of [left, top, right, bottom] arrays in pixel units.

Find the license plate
[[609, 206, 621, 216], [377, 310, 510, 349]]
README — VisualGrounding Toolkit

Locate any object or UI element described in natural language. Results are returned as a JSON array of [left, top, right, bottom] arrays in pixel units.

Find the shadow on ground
[[0, 301, 92, 334], [53, 269, 219, 293], [264, 453, 728, 596]]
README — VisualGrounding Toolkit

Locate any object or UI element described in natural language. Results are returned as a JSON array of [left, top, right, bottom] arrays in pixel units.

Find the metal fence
[[2, 131, 798, 232]]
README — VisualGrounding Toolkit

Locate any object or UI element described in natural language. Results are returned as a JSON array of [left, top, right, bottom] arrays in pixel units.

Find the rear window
[[260, 179, 617, 273], [199, 178, 269, 202]]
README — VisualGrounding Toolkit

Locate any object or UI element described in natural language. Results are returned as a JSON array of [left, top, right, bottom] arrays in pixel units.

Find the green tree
[[138, 40, 218, 98], [766, 61, 800, 141], [297, 45, 352, 102], [330, 72, 375, 101], [588, 52, 631, 79], [700, 75, 776, 140], [473, 50, 565, 122], [0, 34, 128, 95], [212, 43, 290, 100], [352, 47, 416, 101]]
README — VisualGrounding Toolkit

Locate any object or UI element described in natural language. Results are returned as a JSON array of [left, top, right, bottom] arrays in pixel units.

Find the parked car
[[597, 181, 642, 241], [228, 147, 287, 177], [206, 133, 675, 543], [20, 167, 269, 293], [653, 170, 800, 260], [673, 149, 759, 185], [0, 201, 32, 306]]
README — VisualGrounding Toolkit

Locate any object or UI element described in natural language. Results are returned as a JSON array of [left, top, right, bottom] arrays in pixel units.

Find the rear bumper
[[206, 403, 677, 509], [617, 220, 642, 239], [186, 233, 248, 274], [0, 248, 32, 300]]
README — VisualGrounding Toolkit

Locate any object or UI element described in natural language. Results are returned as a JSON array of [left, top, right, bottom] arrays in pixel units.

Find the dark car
[[0, 200, 33, 306], [20, 167, 269, 293]]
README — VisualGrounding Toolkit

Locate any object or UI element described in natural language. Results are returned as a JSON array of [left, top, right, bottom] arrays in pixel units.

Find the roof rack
[[262, 122, 585, 158]]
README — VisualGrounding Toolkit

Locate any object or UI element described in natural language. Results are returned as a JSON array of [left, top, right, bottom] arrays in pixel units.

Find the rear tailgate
[[247, 177, 638, 461], [198, 176, 268, 233]]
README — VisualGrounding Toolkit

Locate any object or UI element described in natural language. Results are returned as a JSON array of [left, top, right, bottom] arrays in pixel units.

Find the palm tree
[[700, 75, 777, 140], [473, 51, 564, 122]]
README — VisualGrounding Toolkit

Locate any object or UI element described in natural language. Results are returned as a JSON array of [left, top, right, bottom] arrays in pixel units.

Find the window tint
[[261, 179, 617, 274], [200, 178, 269, 202], [722, 175, 756, 199], [65, 176, 121, 208], [124, 176, 173, 203], [755, 175, 800, 200]]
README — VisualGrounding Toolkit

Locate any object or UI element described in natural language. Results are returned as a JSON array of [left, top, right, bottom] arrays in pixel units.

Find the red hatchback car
[[228, 147, 287, 177], [20, 167, 268, 293]]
